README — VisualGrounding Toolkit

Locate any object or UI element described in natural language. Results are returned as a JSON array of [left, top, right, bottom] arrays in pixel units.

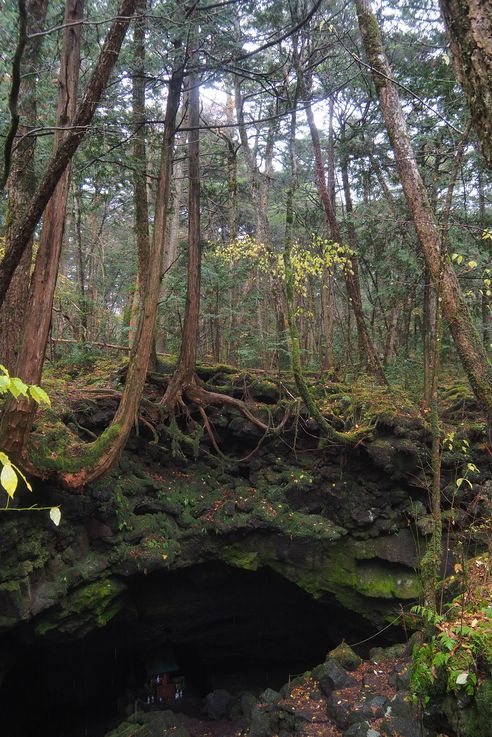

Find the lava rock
[[239, 691, 257, 716], [134, 500, 164, 515], [379, 717, 420, 737], [260, 688, 281, 705], [327, 642, 363, 671], [394, 665, 411, 691], [315, 660, 357, 695], [343, 722, 381, 737], [379, 692, 422, 737], [249, 705, 278, 737], [326, 694, 357, 730], [348, 695, 388, 723], [205, 689, 234, 720], [385, 691, 414, 720]]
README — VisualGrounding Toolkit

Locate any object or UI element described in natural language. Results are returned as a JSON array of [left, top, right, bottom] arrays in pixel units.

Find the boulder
[[249, 705, 278, 737], [327, 642, 362, 671], [260, 688, 281, 705], [326, 694, 357, 730], [205, 689, 234, 720], [343, 722, 381, 737], [314, 660, 357, 695]]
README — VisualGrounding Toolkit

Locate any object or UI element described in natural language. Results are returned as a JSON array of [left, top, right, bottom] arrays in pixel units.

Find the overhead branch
[[1, 0, 28, 191]]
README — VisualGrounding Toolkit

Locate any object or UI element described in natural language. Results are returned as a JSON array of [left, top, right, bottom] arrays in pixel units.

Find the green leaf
[[1, 463, 18, 498], [0, 364, 9, 375], [456, 672, 469, 685], [29, 385, 51, 405], [49, 507, 61, 526], [0, 375, 9, 392], [9, 377, 28, 399]]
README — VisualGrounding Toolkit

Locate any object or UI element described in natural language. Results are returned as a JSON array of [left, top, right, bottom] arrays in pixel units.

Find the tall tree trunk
[[0, 0, 48, 371], [0, 0, 139, 309], [356, 0, 492, 425], [163, 68, 201, 403], [479, 173, 491, 351], [74, 182, 88, 341], [302, 85, 384, 380], [439, 0, 492, 170], [156, 153, 184, 354], [128, 0, 150, 351], [56, 58, 185, 488], [0, 0, 83, 455], [340, 149, 386, 380], [422, 265, 436, 409], [384, 306, 399, 366]]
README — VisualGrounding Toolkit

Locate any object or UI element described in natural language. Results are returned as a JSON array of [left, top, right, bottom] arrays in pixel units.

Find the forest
[[0, 1, 491, 736]]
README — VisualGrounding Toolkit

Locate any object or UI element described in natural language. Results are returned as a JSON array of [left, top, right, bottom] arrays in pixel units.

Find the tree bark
[[0, 0, 83, 455], [163, 67, 201, 404], [0, 0, 48, 371], [356, 0, 492, 425], [0, 0, 139, 309], [58, 59, 186, 488], [479, 173, 491, 351], [340, 149, 386, 381], [439, 0, 492, 169], [128, 0, 150, 352]]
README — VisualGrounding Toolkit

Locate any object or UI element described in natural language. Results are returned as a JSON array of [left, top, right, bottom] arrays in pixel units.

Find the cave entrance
[[0, 562, 388, 737]]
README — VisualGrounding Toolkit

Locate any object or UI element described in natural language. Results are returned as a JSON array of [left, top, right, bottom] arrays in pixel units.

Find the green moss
[[468, 679, 492, 737], [29, 421, 121, 473], [0, 579, 21, 593], [355, 561, 421, 600], [35, 577, 126, 636], [326, 642, 362, 670], [443, 680, 492, 737], [218, 535, 419, 626], [221, 549, 259, 570]]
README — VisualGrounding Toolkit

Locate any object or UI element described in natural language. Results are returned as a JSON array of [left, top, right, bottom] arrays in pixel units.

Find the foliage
[[0, 363, 59, 524], [213, 234, 353, 299], [410, 555, 492, 707]]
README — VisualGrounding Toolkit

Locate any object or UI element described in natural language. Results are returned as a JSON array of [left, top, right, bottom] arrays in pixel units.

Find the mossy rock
[[443, 679, 492, 737], [326, 642, 362, 671], [35, 577, 126, 636], [355, 561, 421, 600], [219, 534, 420, 626]]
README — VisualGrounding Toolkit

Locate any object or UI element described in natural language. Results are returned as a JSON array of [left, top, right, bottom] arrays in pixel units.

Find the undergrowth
[[410, 553, 492, 707]]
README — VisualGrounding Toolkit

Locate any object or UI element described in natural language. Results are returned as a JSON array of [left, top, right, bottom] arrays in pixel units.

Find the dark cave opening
[[0, 562, 397, 737]]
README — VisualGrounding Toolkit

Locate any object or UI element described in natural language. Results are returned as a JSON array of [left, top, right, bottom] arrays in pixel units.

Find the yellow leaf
[[1, 463, 18, 498]]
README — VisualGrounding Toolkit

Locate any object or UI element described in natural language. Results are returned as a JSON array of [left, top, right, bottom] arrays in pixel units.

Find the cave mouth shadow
[[0, 561, 396, 737]]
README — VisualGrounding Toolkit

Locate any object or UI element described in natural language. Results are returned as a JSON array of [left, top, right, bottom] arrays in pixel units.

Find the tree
[[0, 0, 84, 455], [0, 0, 48, 371], [355, 0, 492, 426], [439, 0, 492, 170], [0, 0, 140, 309]]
